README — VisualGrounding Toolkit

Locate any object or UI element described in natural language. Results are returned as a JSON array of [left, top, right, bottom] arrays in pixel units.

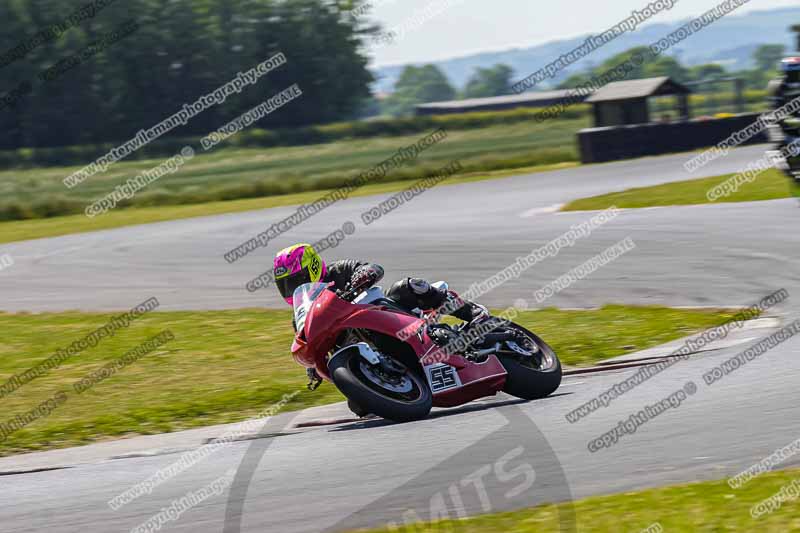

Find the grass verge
[[0, 162, 576, 244], [0, 118, 585, 223], [353, 467, 800, 532], [0, 305, 739, 456], [562, 169, 792, 211]]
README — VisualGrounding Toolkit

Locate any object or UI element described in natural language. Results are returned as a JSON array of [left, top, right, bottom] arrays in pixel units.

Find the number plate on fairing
[[424, 364, 462, 393]]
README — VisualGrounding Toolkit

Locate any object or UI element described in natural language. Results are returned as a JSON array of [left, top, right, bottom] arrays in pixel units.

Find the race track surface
[[0, 144, 789, 312], [1, 144, 799, 532]]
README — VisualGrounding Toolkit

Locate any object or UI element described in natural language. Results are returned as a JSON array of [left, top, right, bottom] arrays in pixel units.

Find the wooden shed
[[585, 77, 691, 127]]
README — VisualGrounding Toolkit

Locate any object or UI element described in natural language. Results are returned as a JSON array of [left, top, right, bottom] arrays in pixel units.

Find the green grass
[[0, 117, 586, 223], [0, 105, 591, 169], [563, 169, 793, 211], [519, 304, 742, 367], [0, 305, 739, 456], [353, 468, 800, 532], [0, 161, 577, 245]]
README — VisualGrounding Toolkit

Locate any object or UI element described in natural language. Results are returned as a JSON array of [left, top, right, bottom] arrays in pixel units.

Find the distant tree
[[743, 68, 773, 91], [462, 64, 513, 98], [643, 56, 690, 83], [553, 47, 665, 92], [594, 47, 650, 81], [557, 72, 593, 90], [401, 65, 456, 102], [753, 44, 787, 73], [383, 65, 456, 116], [554, 51, 647, 92], [687, 64, 730, 95], [353, 95, 383, 119], [689, 64, 728, 82], [0, 0, 378, 149]]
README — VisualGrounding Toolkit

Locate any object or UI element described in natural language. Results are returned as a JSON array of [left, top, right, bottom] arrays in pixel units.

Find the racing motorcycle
[[767, 118, 800, 183], [290, 279, 562, 422]]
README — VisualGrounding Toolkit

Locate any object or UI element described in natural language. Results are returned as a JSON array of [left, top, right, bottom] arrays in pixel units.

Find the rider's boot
[[442, 290, 490, 324]]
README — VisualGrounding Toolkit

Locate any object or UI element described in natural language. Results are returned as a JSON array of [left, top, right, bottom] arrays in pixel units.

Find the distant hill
[[371, 6, 800, 93]]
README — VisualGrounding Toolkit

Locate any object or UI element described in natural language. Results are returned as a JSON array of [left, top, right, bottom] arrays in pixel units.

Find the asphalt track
[[0, 144, 792, 312], [1, 144, 799, 532]]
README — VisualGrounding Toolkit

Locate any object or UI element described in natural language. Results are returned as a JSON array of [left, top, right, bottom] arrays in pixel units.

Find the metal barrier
[[578, 113, 768, 164]]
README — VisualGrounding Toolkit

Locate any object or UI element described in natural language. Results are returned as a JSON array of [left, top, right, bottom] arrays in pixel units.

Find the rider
[[767, 54, 800, 187], [273, 243, 491, 408], [273, 243, 487, 322], [767, 58, 800, 109]]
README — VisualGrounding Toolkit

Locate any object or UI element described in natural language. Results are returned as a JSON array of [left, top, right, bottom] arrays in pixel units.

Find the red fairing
[[291, 289, 426, 380], [428, 354, 507, 407], [291, 288, 507, 408]]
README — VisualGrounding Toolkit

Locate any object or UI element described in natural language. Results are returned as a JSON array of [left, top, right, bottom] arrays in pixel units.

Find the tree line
[[0, 0, 376, 150], [380, 44, 789, 116], [0, 0, 790, 148]]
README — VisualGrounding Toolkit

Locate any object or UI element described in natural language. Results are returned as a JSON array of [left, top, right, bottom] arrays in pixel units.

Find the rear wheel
[[329, 347, 432, 422], [498, 323, 562, 400]]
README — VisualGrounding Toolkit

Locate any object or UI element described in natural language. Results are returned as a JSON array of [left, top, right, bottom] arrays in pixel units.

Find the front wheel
[[329, 347, 432, 423], [498, 323, 562, 400]]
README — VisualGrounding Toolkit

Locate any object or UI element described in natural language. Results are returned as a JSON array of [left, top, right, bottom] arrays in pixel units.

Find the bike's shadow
[[329, 391, 573, 432]]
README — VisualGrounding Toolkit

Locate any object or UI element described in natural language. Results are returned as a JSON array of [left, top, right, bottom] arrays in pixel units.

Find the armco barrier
[[578, 113, 768, 164]]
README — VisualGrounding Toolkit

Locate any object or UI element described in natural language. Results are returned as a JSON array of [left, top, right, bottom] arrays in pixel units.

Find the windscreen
[[292, 282, 328, 332]]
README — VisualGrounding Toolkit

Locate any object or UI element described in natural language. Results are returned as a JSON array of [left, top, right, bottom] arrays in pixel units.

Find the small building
[[414, 89, 594, 116], [578, 75, 766, 164], [585, 76, 691, 127]]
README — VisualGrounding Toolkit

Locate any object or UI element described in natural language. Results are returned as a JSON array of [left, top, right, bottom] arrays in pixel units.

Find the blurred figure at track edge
[[767, 25, 800, 198]]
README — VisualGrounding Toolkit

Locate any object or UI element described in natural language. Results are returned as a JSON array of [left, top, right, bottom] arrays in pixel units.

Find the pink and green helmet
[[273, 243, 327, 305]]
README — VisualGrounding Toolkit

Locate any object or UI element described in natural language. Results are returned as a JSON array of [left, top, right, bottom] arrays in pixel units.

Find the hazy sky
[[366, 0, 799, 67]]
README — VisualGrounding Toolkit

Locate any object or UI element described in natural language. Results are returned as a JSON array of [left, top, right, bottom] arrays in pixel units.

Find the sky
[[365, 0, 799, 67]]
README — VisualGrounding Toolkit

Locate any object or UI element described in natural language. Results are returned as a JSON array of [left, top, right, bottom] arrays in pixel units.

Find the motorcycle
[[767, 119, 800, 183], [290, 280, 562, 422]]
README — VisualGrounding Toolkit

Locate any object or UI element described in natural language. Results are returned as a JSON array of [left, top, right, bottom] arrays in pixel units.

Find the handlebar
[[337, 279, 375, 302]]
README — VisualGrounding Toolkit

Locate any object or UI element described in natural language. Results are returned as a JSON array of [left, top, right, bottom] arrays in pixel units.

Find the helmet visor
[[276, 268, 312, 300]]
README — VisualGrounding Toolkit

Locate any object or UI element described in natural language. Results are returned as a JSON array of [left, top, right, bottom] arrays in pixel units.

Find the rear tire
[[330, 348, 432, 423], [498, 324, 562, 400]]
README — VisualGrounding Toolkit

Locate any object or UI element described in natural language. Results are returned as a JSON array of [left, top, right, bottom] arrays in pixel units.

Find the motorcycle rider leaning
[[273, 242, 487, 322], [273, 243, 489, 394]]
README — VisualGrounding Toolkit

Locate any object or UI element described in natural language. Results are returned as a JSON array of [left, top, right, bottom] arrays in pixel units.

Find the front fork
[[309, 342, 390, 391]]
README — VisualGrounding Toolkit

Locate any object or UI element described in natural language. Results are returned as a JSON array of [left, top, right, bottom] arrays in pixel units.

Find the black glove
[[307, 368, 322, 391], [348, 264, 384, 293]]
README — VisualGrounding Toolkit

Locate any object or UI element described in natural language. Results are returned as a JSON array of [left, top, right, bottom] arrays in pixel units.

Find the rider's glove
[[348, 265, 384, 293], [307, 368, 322, 391]]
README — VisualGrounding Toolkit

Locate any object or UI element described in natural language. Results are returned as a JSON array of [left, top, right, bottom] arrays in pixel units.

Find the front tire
[[498, 324, 562, 400], [347, 399, 370, 418], [329, 348, 432, 423]]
